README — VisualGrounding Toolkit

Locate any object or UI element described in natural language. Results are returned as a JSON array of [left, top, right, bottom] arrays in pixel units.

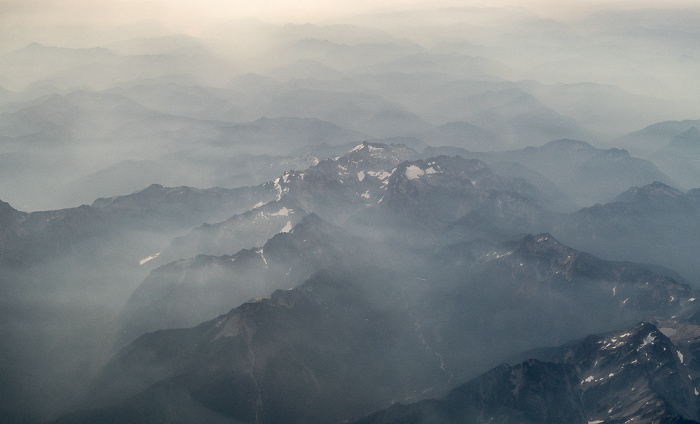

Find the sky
[[3, 0, 700, 31]]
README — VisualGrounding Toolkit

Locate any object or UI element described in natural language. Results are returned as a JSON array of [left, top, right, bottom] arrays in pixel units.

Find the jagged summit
[[574, 180, 700, 217], [565, 321, 699, 423], [293, 211, 324, 228], [92, 183, 200, 208], [613, 181, 685, 203], [345, 141, 418, 163], [507, 232, 569, 256], [575, 181, 700, 215]]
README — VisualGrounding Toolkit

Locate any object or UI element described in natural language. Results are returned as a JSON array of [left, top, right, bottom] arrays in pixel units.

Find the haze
[[1, 1, 700, 423]]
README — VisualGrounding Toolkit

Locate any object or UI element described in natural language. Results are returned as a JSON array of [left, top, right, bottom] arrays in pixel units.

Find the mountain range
[[3, 5, 700, 423]]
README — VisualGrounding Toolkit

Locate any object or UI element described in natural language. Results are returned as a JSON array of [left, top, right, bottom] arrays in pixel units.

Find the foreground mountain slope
[[354, 322, 700, 424], [69, 268, 443, 424], [60, 233, 695, 424]]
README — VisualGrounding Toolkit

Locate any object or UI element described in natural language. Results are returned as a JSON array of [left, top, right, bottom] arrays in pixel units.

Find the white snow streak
[[258, 248, 268, 266], [273, 177, 282, 201], [139, 252, 160, 265]]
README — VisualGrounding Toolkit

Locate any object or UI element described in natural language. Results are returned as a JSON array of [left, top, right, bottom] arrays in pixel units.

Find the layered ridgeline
[[552, 181, 700, 286], [58, 230, 695, 424], [114, 141, 557, 345], [110, 141, 698, 352], [617, 119, 700, 192], [1, 141, 697, 423], [0, 183, 274, 268], [425, 138, 673, 208]]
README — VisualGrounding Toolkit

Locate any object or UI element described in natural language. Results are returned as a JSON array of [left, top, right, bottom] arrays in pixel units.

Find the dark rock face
[[356, 360, 587, 424], [83, 270, 447, 424], [355, 322, 700, 424]]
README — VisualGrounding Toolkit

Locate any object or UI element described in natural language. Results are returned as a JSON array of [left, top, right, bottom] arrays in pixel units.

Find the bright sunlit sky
[[2, 0, 698, 30]]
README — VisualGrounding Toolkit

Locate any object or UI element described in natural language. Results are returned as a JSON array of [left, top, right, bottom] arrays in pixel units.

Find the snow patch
[[349, 143, 364, 153], [405, 165, 425, 180], [678, 351, 684, 364], [424, 166, 438, 174], [367, 171, 391, 180], [639, 333, 655, 349], [368, 170, 392, 180], [357, 171, 365, 181], [361, 190, 371, 199], [280, 221, 293, 233], [254, 201, 265, 209], [271, 207, 292, 217], [588, 421, 604, 424], [140, 252, 160, 265]]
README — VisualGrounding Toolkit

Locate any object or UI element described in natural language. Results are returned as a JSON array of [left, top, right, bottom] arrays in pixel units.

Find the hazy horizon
[[1, 0, 699, 210]]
